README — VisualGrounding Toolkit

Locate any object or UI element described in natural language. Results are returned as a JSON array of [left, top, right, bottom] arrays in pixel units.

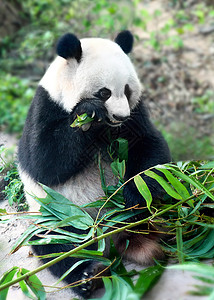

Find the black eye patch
[[124, 84, 132, 101], [95, 88, 111, 101]]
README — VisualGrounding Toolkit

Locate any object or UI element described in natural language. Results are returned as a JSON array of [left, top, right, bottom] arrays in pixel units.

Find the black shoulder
[[18, 85, 70, 181], [25, 85, 69, 128]]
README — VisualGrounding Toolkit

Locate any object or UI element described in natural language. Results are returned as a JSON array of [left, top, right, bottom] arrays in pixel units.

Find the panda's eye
[[96, 88, 111, 100]]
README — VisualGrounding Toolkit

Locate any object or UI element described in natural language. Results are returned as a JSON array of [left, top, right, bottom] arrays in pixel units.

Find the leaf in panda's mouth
[[70, 113, 94, 128]]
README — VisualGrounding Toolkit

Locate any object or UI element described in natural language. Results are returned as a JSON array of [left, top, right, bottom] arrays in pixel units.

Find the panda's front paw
[[73, 99, 108, 127], [74, 261, 110, 298]]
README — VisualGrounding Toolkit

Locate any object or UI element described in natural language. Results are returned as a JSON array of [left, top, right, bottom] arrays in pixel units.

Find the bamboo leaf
[[176, 221, 184, 263], [164, 166, 214, 201], [111, 159, 126, 179], [193, 276, 214, 285], [200, 161, 214, 169], [70, 113, 94, 128], [20, 268, 46, 300], [134, 264, 164, 296], [134, 175, 152, 211], [36, 185, 94, 229], [156, 168, 190, 200], [144, 170, 183, 199], [0, 208, 7, 216], [117, 138, 128, 162], [190, 285, 213, 296], [17, 270, 35, 300], [11, 225, 43, 253], [168, 263, 214, 278], [0, 267, 18, 300], [95, 277, 112, 300]]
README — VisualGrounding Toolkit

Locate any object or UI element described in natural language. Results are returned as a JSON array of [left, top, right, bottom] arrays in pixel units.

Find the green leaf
[[190, 285, 214, 296], [165, 165, 214, 201], [111, 159, 126, 179], [134, 264, 164, 296], [11, 224, 43, 253], [193, 276, 214, 285], [176, 221, 184, 263], [168, 263, 214, 278], [95, 275, 139, 300], [95, 277, 112, 300], [70, 113, 94, 128], [36, 185, 94, 229], [144, 170, 182, 200], [0, 267, 18, 300], [134, 175, 152, 211], [20, 268, 46, 300], [200, 161, 214, 169], [0, 208, 7, 215], [185, 229, 214, 258], [156, 168, 190, 200], [17, 270, 35, 300], [116, 138, 128, 162], [99, 157, 107, 192]]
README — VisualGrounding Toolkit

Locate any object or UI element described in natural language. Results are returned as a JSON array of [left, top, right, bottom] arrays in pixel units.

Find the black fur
[[18, 86, 108, 186], [115, 30, 134, 54], [56, 33, 82, 61], [18, 85, 171, 298]]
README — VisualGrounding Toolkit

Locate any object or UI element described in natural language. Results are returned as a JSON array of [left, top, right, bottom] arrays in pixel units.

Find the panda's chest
[[53, 161, 116, 206]]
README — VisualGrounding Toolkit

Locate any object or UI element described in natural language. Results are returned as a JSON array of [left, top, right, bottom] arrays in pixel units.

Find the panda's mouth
[[106, 117, 122, 127]]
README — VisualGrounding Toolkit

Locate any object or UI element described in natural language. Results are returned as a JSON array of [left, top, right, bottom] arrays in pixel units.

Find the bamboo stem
[[0, 196, 190, 292]]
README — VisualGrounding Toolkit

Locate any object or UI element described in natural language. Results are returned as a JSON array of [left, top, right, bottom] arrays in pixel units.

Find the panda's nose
[[113, 114, 129, 122]]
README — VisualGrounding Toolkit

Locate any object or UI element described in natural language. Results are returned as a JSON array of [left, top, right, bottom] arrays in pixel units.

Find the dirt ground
[[133, 0, 214, 160]]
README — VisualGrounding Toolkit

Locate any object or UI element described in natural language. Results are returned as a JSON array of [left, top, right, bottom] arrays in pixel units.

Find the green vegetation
[[0, 157, 213, 299], [0, 75, 34, 133], [159, 122, 214, 161], [0, 146, 26, 210]]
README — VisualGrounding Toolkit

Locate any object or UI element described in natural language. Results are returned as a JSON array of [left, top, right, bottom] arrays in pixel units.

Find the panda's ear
[[56, 33, 82, 62], [114, 30, 134, 54]]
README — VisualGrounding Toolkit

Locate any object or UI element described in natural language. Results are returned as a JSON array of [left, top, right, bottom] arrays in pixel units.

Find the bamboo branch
[[0, 196, 191, 292]]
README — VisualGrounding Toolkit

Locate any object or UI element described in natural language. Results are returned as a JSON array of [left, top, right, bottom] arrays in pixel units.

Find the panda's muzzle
[[113, 114, 129, 122], [106, 114, 128, 127]]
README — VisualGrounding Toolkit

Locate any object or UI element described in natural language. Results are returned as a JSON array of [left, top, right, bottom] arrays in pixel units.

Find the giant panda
[[18, 30, 171, 298]]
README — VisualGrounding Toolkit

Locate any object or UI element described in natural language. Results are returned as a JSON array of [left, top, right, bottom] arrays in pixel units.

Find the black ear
[[56, 33, 82, 62], [114, 30, 134, 54]]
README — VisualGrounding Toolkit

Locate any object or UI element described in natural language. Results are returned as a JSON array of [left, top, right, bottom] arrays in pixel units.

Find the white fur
[[19, 161, 115, 215], [40, 38, 142, 116], [18, 167, 46, 212]]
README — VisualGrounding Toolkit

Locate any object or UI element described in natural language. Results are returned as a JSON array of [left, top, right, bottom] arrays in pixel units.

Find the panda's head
[[40, 31, 142, 125]]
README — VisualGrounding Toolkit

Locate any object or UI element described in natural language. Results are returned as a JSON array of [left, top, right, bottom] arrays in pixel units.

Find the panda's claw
[[73, 262, 110, 298], [91, 111, 96, 118]]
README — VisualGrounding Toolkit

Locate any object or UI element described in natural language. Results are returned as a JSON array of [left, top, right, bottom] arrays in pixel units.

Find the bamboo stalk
[[0, 196, 191, 292]]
